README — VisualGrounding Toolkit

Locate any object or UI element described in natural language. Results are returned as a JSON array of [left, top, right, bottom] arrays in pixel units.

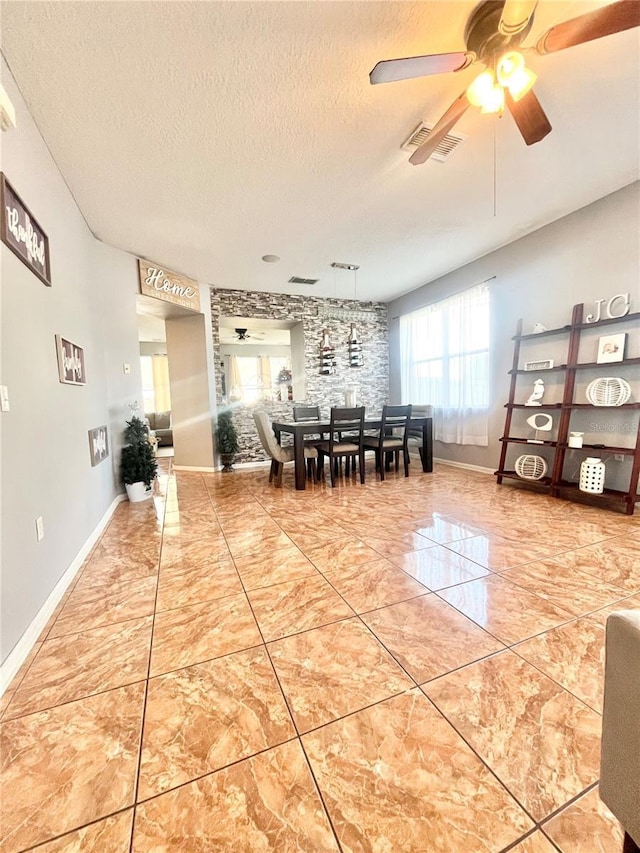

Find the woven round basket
[[515, 454, 548, 481], [586, 377, 631, 407]]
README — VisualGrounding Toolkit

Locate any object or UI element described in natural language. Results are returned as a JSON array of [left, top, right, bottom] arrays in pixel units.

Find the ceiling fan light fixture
[[497, 51, 537, 101], [466, 69, 495, 107], [480, 84, 505, 114]]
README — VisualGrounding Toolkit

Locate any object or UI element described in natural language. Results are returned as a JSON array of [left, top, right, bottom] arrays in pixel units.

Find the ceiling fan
[[370, 0, 640, 164], [234, 328, 264, 342]]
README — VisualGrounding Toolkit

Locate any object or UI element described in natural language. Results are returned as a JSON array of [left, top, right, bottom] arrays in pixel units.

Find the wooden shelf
[[498, 303, 640, 515], [500, 437, 557, 447], [558, 443, 636, 455]]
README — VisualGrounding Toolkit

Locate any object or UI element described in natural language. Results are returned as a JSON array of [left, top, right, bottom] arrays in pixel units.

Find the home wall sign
[[55, 335, 86, 385], [1, 173, 51, 286], [137, 259, 200, 312]]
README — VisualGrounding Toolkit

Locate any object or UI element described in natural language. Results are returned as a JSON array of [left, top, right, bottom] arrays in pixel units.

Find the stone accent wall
[[210, 288, 389, 464]]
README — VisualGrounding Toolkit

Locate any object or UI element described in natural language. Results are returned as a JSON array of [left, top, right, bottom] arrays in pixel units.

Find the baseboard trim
[[172, 465, 217, 473], [432, 456, 495, 475], [0, 493, 127, 695], [174, 461, 271, 472]]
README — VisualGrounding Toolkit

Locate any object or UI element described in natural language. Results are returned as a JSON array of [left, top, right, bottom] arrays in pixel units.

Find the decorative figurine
[[525, 379, 545, 406]]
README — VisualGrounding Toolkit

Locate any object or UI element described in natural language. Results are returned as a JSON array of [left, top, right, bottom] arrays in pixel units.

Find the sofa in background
[[146, 411, 173, 446], [600, 610, 640, 853]]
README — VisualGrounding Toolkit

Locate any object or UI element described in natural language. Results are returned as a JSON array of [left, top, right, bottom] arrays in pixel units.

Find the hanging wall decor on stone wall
[[320, 329, 337, 375], [347, 323, 363, 367]]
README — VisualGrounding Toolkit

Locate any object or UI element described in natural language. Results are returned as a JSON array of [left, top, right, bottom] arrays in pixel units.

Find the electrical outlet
[[614, 454, 625, 462], [35, 516, 44, 541], [0, 385, 9, 412], [123, 363, 131, 375]]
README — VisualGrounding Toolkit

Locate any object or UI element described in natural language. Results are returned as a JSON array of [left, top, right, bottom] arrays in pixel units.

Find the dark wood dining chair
[[315, 407, 366, 487], [362, 404, 412, 480], [293, 405, 325, 476]]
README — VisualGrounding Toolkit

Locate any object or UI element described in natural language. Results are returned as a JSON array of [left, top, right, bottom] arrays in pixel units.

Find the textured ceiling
[[1, 1, 638, 301]]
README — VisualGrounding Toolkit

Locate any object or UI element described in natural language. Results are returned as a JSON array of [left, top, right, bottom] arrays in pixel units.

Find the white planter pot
[[125, 481, 153, 502]]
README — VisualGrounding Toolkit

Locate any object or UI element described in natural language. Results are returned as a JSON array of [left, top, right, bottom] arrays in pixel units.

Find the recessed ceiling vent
[[288, 276, 319, 285], [401, 122, 468, 162]]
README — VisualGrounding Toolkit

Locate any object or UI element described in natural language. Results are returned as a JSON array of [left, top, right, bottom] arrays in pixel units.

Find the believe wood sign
[[1, 173, 51, 287], [137, 259, 200, 312]]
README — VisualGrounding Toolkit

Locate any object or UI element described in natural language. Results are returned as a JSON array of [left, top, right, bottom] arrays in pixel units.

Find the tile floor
[[1, 457, 639, 852]]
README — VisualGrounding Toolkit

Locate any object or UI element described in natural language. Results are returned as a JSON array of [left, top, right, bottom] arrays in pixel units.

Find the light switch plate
[[36, 516, 44, 541], [123, 363, 131, 374], [0, 385, 9, 412]]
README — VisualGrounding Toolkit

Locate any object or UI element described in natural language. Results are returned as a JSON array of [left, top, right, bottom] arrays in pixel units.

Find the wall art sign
[[585, 293, 630, 324], [88, 425, 109, 466], [1, 173, 51, 287], [524, 359, 554, 371], [596, 333, 626, 364], [55, 335, 86, 385], [137, 259, 200, 312]]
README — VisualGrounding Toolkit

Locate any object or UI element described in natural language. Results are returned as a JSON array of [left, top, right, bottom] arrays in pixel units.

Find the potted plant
[[216, 409, 239, 472], [121, 415, 158, 501]]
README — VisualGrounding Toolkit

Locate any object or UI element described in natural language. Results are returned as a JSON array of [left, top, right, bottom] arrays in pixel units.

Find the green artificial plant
[[121, 415, 158, 486], [215, 409, 239, 455]]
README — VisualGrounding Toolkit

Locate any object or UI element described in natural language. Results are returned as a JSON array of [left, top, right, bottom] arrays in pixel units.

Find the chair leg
[[359, 450, 365, 484], [330, 455, 336, 487], [418, 447, 424, 465], [403, 448, 409, 477], [623, 833, 640, 853], [269, 459, 277, 483], [345, 455, 350, 476], [316, 451, 324, 481], [395, 450, 400, 471], [380, 453, 385, 481], [306, 458, 315, 479], [275, 461, 283, 488]]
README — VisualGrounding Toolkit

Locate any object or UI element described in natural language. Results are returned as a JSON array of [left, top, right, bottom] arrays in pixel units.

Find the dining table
[[272, 415, 433, 491]]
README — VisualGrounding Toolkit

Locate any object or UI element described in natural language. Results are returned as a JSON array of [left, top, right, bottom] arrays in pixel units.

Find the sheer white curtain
[[400, 283, 490, 446]]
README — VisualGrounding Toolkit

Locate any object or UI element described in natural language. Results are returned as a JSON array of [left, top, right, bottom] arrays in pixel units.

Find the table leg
[[422, 419, 433, 473], [293, 430, 306, 490]]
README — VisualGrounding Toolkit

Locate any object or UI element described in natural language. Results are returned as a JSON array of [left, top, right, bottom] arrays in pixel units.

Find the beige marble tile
[[502, 560, 628, 617], [268, 618, 413, 732], [0, 683, 144, 853], [48, 576, 157, 638], [323, 558, 428, 613], [585, 593, 640, 626], [425, 652, 602, 821], [150, 593, 262, 676], [132, 740, 339, 851], [4, 616, 152, 719], [447, 533, 570, 570], [509, 831, 559, 853], [303, 690, 533, 852], [543, 786, 625, 852], [362, 594, 504, 683], [390, 545, 490, 590], [233, 546, 320, 590], [363, 530, 436, 559], [302, 537, 383, 573], [551, 537, 640, 593], [0, 640, 42, 701], [514, 618, 606, 713], [247, 575, 354, 642], [411, 514, 486, 544], [29, 810, 134, 852], [139, 646, 294, 799], [279, 519, 348, 550], [156, 556, 242, 610], [439, 575, 574, 645]]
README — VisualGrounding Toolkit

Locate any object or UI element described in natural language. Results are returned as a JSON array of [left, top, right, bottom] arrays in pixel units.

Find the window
[[140, 354, 172, 413], [227, 355, 290, 403], [400, 282, 490, 445]]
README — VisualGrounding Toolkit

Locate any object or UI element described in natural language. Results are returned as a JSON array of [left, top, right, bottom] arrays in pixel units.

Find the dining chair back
[[407, 403, 433, 464], [253, 410, 317, 487], [363, 404, 412, 480], [316, 406, 366, 487], [293, 406, 320, 421]]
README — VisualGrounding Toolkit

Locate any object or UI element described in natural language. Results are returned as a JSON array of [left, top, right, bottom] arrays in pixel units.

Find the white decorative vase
[[579, 457, 605, 494], [125, 481, 152, 502], [344, 386, 358, 407]]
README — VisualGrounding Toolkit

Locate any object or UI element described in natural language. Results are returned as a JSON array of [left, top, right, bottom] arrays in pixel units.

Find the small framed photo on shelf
[[524, 359, 554, 371], [88, 426, 109, 466], [596, 333, 626, 364], [55, 335, 86, 385]]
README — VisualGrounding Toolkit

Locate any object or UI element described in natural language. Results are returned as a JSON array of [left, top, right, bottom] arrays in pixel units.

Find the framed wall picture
[[55, 335, 86, 385], [596, 333, 626, 364], [1, 173, 51, 287], [88, 426, 109, 466]]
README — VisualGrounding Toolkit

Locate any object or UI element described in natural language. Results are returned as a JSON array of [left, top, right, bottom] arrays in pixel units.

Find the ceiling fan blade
[[409, 93, 469, 165], [499, 0, 538, 35], [506, 89, 552, 146], [369, 52, 474, 85], [536, 0, 640, 54]]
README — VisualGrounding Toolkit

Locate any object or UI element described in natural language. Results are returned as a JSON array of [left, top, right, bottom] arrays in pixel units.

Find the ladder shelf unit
[[497, 304, 640, 514]]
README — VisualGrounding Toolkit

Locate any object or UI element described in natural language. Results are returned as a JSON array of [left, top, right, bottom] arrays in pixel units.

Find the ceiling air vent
[[288, 276, 319, 285], [400, 122, 468, 163]]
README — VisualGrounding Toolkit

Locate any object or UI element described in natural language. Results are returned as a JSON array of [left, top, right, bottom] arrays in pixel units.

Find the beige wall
[[388, 182, 640, 471], [166, 313, 215, 469]]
